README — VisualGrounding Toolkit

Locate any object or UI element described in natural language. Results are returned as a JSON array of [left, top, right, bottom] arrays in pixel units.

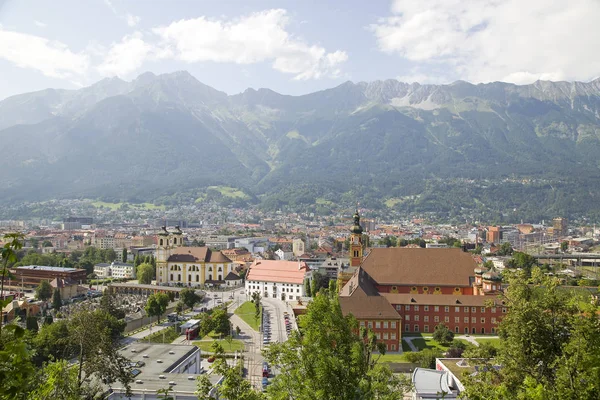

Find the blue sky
[[1, 0, 599, 100]]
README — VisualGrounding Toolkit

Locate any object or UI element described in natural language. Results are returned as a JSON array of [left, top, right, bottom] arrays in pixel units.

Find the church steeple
[[349, 209, 364, 267]]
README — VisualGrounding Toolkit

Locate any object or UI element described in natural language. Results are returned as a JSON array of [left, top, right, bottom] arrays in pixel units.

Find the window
[[376, 333, 381, 339], [424, 305, 429, 311], [360, 321, 365, 327], [414, 315, 420, 321], [196, 275, 199, 282], [434, 316, 439, 322], [368, 322, 373, 329], [424, 325, 429, 332], [491, 327, 496, 334], [491, 307, 497, 313], [375, 321, 381, 329], [383, 333, 389, 339], [178, 274, 181, 281], [396, 305, 402, 311], [445, 306, 449, 312], [502, 308, 507, 313], [455, 326, 459, 333], [391, 333, 396, 340], [455, 306, 460, 312], [455, 317, 460, 323], [383, 321, 388, 329], [405, 305, 410, 311], [423, 287, 429, 293], [481, 318, 486, 324], [491, 317, 497, 324], [481, 307, 486, 313], [405, 324, 410, 332], [170, 274, 173, 281], [464, 327, 469, 334], [391, 321, 396, 329], [188, 274, 191, 282], [434, 306, 439, 312], [444, 316, 449, 323], [405, 315, 410, 321], [472, 307, 477, 313], [424, 316, 429, 322], [414, 325, 419, 332], [414, 305, 419, 311], [464, 307, 469, 312], [471, 317, 476, 323], [464, 317, 469, 323]]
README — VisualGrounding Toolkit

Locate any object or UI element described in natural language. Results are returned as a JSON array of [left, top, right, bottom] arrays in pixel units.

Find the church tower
[[156, 226, 171, 284], [349, 209, 364, 267]]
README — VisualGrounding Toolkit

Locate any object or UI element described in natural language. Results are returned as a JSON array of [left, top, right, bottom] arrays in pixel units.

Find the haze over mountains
[[2, 71, 600, 220]]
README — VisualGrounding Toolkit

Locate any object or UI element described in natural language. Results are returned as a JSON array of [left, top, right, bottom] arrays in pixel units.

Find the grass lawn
[[235, 301, 262, 331], [193, 339, 245, 353], [475, 338, 502, 348], [141, 327, 180, 344], [377, 353, 411, 363]]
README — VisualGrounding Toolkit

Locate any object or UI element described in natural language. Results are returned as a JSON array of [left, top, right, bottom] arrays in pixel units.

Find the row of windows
[[248, 285, 300, 293], [169, 274, 222, 282], [247, 281, 299, 287], [405, 324, 497, 334], [404, 315, 498, 324], [359, 321, 397, 329], [374, 332, 397, 340], [398, 305, 506, 313]]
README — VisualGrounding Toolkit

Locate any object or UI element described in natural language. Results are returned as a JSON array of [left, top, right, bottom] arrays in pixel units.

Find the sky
[[0, 0, 599, 100]]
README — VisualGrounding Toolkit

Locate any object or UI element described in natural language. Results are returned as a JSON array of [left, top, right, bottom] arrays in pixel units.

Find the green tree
[[0, 233, 24, 335], [26, 316, 39, 332], [461, 268, 600, 400], [69, 307, 131, 391], [35, 280, 53, 303], [263, 293, 410, 399], [30, 359, 84, 400], [52, 288, 62, 311], [42, 240, 53, 248], [122, 248, 128, 262], [560, 241, 568, 252], [405, 348, 443, 369], [145, 292, 170, 323], [180, 288, 201, 309], [134, 254, 141, 267], [100, 291, 126, 320], [304, 278, 312, 297], [212, 308, 232, 338], [496, 242, 513, 256], [33, 320, 71, 364], [207, 343, 264, 400], [175, 301, 184, 315], [137, 262, 155, 284], [432, 323, 454, 346], [0, 324, 37, 398]]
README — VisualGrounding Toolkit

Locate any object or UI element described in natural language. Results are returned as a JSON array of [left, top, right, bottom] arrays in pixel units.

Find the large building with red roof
[[339, 212, 504, 353], [245, 260, 309, 301]]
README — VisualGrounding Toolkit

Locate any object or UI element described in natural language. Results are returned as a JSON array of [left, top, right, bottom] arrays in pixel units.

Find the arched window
[[160, 239, 164, 246]]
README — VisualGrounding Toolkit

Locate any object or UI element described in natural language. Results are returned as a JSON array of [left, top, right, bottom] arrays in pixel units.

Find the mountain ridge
[[2, 71, 600, 221]]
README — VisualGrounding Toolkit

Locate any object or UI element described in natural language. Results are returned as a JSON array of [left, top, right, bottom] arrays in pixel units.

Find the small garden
[[193, 338, 245, 353], [140, 326, 180, 344], [234, 297, 262, 331]]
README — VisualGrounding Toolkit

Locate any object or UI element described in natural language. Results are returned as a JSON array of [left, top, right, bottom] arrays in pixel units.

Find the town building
[[8, 265, 87, 288], [109, 262, 136, 279], [553, 217, 568, 237], [107, 343, 221, 399], [50, 277, 81, 300], [339, 212, 503, 352], [156, 227, 235, 287], [245, 260, 309, 300]]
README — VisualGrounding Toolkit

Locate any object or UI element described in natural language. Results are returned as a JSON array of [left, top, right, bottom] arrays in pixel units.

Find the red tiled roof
[[167, 247, 232, 263], [246, 260, 308, 284]]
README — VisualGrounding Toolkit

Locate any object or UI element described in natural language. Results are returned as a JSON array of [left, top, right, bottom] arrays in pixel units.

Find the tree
[[304, 278, 312, 297], [432, 323, 454, 346], [122, 248, 128, 262], [405, 348, 443, 369], [26, 316, 39, 332], [145, 292, 170, 323], [30, 359, 84, 399], [35, 280, 53, 303], [33, 320, 72, 364], [461, 268, 600, 400], [180, 287, 201, 309], [225, 335, 234, 351], [235, 325, 241, 337], [0, 324, 37, 398], [68, 307, 132, 392], [52, 288, 62, 311], [212, 308, 232, 338], [42, 240, 53, 248], [560, 241, 568, 252], [496, 241, 513, 256], [134, 254, 141, 267], [100, 290, 126, 320], [175, 301, 184, 315], [0, 233, 24, 335], [205, 344, 264, 400], [137, 262, 155, 284], [263, 293, 410, 399]]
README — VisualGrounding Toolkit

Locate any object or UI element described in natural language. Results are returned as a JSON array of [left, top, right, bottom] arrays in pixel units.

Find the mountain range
[[2, 71, 600, 221]]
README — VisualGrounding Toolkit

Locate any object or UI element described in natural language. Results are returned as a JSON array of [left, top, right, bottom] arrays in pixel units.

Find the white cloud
[[97, 32, 152, 77], [373, 0, 600, 84], [153, 9, 347, 80], [34, 20, 47, 28], [126, 14, 141, 27], [0, 28, 89, 79]]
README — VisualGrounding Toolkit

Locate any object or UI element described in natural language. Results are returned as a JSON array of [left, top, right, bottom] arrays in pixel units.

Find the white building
[[110, 262, 136, 279], [245, 260, 309, 301], [93, 263, 111, 278]]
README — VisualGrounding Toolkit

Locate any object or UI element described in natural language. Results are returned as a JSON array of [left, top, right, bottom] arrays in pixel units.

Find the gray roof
[[17, 265, 78, 272]]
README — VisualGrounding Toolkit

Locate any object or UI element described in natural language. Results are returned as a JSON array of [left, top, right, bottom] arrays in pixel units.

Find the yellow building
[[155, 227, 234, 287]]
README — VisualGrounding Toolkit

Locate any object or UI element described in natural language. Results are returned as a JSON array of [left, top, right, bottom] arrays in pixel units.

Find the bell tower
[[349, 209, 364, 267], [156, 226, 171, 284]]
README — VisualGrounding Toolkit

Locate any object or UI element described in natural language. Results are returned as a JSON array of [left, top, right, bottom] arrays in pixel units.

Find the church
[[155, 226, 236, 287], [339, 211, 504, 352]]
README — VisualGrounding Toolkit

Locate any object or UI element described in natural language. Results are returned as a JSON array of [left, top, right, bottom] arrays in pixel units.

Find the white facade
[[245, 280, 305, 300], [94, 264, 111, 278], [110, 262, 136, 279]]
